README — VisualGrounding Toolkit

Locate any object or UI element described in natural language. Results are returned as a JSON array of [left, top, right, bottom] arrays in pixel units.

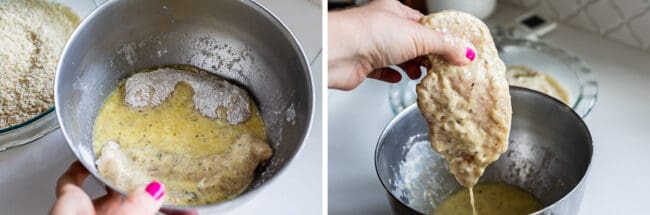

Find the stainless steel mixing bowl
[[55, 0, 314, 212], [376, 87, 592, 214]]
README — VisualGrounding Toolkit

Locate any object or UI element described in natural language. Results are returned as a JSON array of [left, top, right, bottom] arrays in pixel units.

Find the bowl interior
[[55, 0, 313, 209], [376, 87, 592, 214]]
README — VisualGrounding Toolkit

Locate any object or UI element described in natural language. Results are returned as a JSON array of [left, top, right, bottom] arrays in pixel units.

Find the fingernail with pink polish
[[466, 47, 476, 62], [145, 181, 165, 200]]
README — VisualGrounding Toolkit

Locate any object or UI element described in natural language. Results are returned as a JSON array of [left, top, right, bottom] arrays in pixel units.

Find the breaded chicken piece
[[416, 10, 512, 188]]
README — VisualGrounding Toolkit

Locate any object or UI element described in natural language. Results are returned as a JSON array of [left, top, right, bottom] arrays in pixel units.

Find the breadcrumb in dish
[[0, 0, 80, 128]]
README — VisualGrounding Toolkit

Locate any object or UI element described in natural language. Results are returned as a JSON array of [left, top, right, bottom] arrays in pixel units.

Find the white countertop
[[328, 3, 650, 215], [0, 1, 322, 214]]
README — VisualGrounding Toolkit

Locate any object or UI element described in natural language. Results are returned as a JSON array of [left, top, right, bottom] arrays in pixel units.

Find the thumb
[[408, 24, 475, 66], [120, 181, 165, 214]]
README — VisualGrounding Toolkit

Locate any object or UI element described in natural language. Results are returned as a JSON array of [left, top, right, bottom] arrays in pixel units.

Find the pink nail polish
[[466, 47, 476, 62], [145, 181, 165, 200]]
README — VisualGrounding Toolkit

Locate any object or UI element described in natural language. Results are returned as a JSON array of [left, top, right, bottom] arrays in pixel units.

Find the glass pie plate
[[389, 37, 598, 118], [0, 0, 99, 152]]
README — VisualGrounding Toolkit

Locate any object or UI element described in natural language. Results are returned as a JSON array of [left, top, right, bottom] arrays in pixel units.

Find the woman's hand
[[50, 161, 166, 215], [328, 0, 475, 90]]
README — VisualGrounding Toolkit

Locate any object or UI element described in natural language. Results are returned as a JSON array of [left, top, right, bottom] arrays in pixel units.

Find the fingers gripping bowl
[[55, 0, 314, 211]]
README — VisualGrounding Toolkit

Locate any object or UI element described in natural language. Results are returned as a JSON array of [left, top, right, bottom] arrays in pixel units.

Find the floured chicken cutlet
[[416, 10, 512, 188], [97, 134, 272, 205]]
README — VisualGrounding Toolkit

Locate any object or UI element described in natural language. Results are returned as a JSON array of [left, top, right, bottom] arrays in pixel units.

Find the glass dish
[[389, 37, 598, 118], [0, 0, 99, 151]]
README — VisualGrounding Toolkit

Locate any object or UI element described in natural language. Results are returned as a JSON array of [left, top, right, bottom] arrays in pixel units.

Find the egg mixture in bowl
[[93, 66, 272, 206]]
